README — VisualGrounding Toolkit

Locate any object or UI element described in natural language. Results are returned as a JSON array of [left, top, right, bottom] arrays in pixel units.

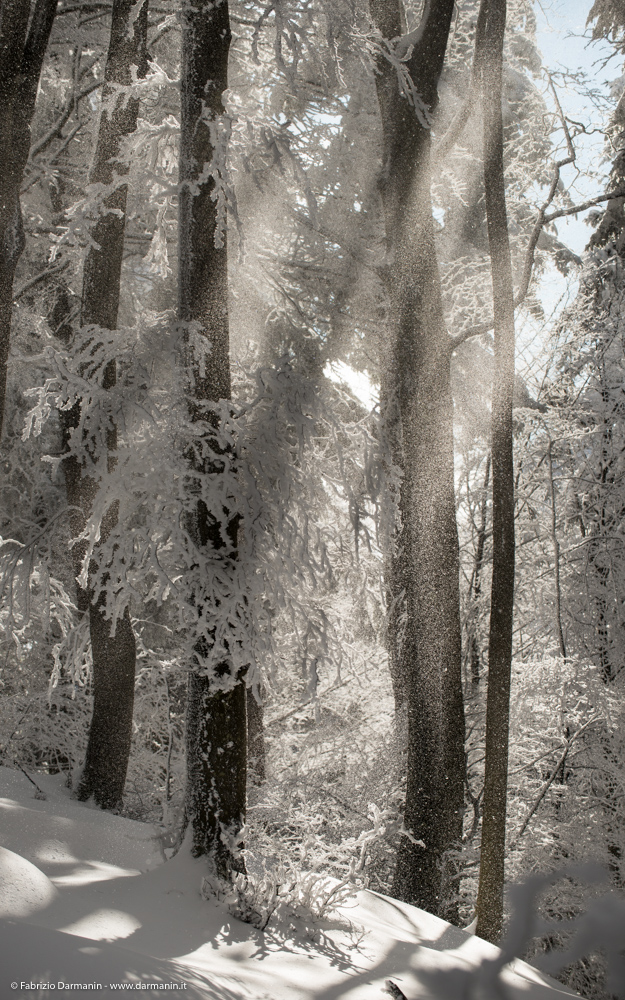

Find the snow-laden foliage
[[19, 307, 388, 695]]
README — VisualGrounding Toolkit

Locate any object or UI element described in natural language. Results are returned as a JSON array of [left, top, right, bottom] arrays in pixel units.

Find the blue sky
[[520, 0, 621, 328], [535, 0, 618, 255]]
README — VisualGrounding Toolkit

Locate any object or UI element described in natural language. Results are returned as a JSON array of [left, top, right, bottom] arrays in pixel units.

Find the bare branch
[[513, 718, 598, 843], [514, 77, 577, 308], [13, 260, 69, 303], [544, 186, 625, 223], [450, 75, 585, 353], [29, 77, 101, 161], [433, 81, 477, 161], [450, 182, 625, 352]]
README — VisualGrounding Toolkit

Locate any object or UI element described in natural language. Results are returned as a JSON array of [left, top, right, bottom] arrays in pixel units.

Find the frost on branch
[[20, 310, 386, 695]]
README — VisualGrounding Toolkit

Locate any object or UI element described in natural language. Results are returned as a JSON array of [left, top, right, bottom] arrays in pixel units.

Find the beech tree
[[0, 0, 58, 440], [62, 0, 149, 810], [178, 0, 247, 874], [7, 5, 625, 974], [369, 0, 465, 913], [473, 0, 516, 945]]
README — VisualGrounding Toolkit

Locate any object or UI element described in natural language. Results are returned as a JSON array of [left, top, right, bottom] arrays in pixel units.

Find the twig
[[12, 762, 47, 800], [13, 262, 69, 303], [2, 700, 33, 754], [384, 982, 408, 1000], [543, 187, 625, 224], [449, 75, 624, 352], [29, 78, 101, 161], [265, 679, 349, 728], [513, 718, 598, 842]]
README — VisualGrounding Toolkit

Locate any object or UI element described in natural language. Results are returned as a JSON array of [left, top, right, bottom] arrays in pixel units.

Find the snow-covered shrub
[[201, 799, 391, 936], [204, 864, 354, 935], [0, 590, 187, 826], [243, 627, 405, 897], [0, 684, 90, 784], [116, 650, 186, 826]]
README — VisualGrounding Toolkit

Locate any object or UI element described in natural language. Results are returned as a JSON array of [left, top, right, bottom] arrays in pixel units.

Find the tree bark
[[69, 0, 148, 810], [370, 0, 465, 915], [247, 684, 266, 784], [589, 368, 617, 682], [469, 454, 491, 687], [546, 437, 566, 660], [474, 0, 516, 945], [179, 0, 247, 877], [0, 0, 58, 440]]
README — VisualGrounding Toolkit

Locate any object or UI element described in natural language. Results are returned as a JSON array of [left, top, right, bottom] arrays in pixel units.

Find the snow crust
[[0, 767, 577, 999]]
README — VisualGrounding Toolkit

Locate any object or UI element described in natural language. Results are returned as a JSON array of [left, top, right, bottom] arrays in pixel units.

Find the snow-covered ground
[[0, 767, 576, 999]]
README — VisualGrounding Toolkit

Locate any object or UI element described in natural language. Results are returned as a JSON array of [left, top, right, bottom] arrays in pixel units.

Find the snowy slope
[[0, 767, 576, 999]]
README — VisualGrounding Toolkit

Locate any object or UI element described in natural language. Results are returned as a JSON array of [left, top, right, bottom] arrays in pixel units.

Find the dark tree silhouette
[[70, 0, 149, 810], [0, 0, 58, 439], [474, 0, 517, 944], [178, 0, 247, 875], [370, 0, 465, 914]]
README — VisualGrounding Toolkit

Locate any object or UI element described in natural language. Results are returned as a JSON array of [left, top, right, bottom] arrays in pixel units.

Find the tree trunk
[[0, 0, 58, 440], [179, 0, 247, 877], [370, 0, 465, 915], [474, 0, 516, 945], [590, 373, 616, 682], [546, 437, 566, 660], [70, 0, 148, 810], [379, 368, 409, 722], [247, 684, 266, 784], [469, 453, 491, 687]]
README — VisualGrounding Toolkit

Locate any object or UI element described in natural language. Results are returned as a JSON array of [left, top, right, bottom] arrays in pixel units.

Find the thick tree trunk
[[370, 0, 465, 915], [0, 0, 58, 440], [71, 0, 148, 810], [474, 0, 516, 945], [179, 0, 247, 877]]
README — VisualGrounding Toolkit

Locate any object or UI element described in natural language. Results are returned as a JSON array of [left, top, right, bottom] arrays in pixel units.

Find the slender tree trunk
[[69, 0, 148, 810], [246, 685, 266, 784], [370, 0, 465, 915], [546, 437, 566, 660], [179, 0, 247, 876], [590, 377, 615, 682], [469, 453, 491, 686], [0, 0, 58, 440], [474, 0, 516, 945]]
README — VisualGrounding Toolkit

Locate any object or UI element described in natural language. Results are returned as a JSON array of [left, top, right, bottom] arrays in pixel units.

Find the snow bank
[[0, 767, 163, 880], [0, 766, 577, 1000], [0, 846, 58, 917]]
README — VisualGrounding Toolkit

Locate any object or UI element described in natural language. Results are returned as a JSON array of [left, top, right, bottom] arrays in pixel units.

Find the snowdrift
[[0, 767, 576, 999]]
